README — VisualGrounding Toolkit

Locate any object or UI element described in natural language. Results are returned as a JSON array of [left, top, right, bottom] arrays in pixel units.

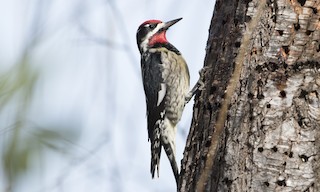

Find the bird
[[136, 18, 190, 185]]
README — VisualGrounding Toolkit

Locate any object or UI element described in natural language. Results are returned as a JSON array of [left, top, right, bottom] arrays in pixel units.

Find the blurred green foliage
[[1, 53, 76, 191], [1, 53, 38, 188]]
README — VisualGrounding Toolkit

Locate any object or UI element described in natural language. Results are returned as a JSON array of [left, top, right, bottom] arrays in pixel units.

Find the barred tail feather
[[161, 118, 179, 185], [162, 140, 179, 185], [150, 125, 161, 178]]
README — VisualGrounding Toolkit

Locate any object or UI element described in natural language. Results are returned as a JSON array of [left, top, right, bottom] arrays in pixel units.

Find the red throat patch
[[149, 32, 168, 46]]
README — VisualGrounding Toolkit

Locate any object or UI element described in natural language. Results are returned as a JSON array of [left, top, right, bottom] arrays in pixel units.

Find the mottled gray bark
[[179, 0, 320, 191]]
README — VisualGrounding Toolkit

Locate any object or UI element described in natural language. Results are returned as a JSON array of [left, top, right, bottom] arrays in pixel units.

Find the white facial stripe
[[140, 23, 165, 52]]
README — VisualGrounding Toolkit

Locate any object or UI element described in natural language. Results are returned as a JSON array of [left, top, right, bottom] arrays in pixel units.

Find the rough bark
[[179, 0, 320, 191]]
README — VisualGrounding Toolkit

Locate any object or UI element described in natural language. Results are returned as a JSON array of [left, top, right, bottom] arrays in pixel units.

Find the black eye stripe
[[149, 24, 157, 29], [137, 26, 148, 44], [144, 23, 157, 29], [136, 22, 159, 47]]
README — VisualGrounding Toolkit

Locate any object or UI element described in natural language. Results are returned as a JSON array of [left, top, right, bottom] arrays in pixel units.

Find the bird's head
[[136, 18, 182, 53]]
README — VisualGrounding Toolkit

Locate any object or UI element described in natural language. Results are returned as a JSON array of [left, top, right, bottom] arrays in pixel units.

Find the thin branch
[[78, 24, 129, 50], [106, 0, 140, 76]]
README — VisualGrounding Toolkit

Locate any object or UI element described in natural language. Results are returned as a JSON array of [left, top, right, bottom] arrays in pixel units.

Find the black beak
[[163, 18, 182, 30]]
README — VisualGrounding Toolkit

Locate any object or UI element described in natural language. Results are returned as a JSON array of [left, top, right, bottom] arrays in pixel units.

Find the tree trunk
[[179, 0, 320, 191]]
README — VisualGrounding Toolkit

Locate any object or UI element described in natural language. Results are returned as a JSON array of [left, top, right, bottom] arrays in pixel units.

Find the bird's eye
[[149, 24, 157, 29], [143, 23, 157, 30]]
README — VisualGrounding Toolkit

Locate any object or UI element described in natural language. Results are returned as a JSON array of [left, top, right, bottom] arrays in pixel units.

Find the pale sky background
[[0, 0, 214, 191]]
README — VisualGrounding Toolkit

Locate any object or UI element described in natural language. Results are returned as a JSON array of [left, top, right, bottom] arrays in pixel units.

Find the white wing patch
[[157, 83, 166, 106]]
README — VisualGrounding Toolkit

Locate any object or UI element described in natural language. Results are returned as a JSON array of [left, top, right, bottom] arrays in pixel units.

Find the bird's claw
[[195, 66, 209, 91], [184, 66, 209, 104]]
